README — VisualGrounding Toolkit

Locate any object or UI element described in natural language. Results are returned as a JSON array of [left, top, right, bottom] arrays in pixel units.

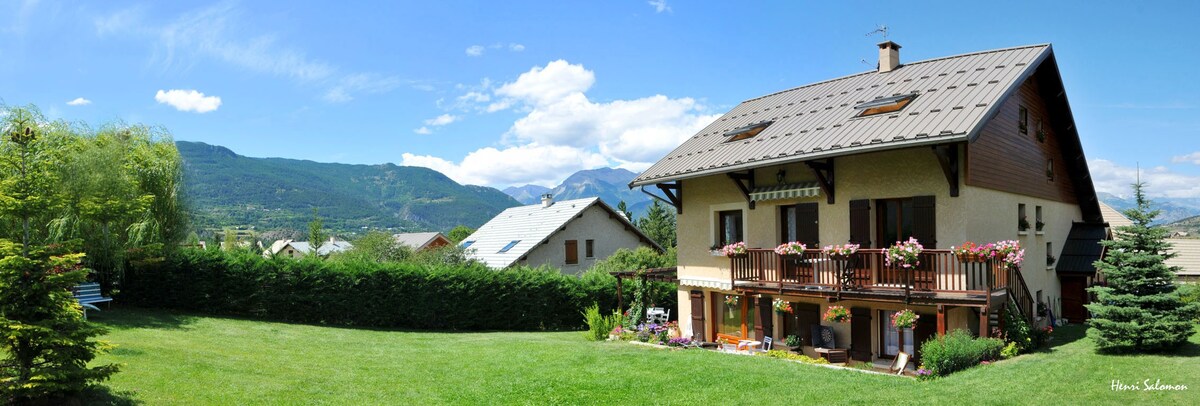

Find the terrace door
[[880, 310, 915, 358], [783, 302, 820, 347], [1061, 276, 1088, 322], [850, 307, 872, 361], [780, 203, 819, 246]]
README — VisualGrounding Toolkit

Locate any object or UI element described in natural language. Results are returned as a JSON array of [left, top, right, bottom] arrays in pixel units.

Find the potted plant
[[1035, 219, 1045, 232], [892, 309, 919, 329], [822, 243, 859, 260], [724, 295, 740, 307], [1046, 252, 1056, 266], [773, 298, 793, 314], [823, 305, 851, 323], [785, 334, 803, 351], [992, 240, 1024, 269], [721, 242, 748, 258], [952, 241, 987, 263], [774, 241, 806, 260], [1018, 216, 1031, 232], [884, 237, 923, 269]]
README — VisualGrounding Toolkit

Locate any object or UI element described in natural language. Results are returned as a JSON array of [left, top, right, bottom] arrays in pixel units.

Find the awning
[[749, 182, 821, 202]]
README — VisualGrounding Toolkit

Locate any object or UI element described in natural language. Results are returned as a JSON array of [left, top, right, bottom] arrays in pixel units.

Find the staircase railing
[[1005, 265, 1035, 324]]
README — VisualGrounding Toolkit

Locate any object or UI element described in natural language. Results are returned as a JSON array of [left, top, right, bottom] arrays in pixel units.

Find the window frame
[[564, 240, 578, 265], [854, 94, 918, 118], [585, 239, 595, 258], [498, 240, 520, 253], [1018, 105, 1029, 134], [717, 210, 745, 247], [875, 198, 915, 247]]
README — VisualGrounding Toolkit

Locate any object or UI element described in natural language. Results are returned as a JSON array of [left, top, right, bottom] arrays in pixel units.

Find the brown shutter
[[689, 291, 706, 341], [850, 307, 873, 361], [849, 199, 872, 248], [756, 295, 774, 340], [797, 202, 819, 247], [565, 240, 578, 264], [912, 195, 937, 249]]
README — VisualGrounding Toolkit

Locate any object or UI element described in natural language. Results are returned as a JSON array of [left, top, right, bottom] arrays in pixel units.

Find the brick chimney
[[878, 41, 901, 73], [540, 193, 554, 208]]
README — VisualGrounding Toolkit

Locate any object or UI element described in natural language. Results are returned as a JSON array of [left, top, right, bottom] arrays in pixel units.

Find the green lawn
[[87, 308, 1198, 405]]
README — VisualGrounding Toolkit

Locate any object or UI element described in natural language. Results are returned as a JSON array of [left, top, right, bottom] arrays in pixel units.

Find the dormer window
[[723, 121, 772, 143], [854, 93, 917, 117]]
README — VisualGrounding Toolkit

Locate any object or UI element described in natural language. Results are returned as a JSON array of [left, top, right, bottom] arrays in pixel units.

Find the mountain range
[[1096, 192, 1200, 225], [178, 141, 521, 236], [502, 167, 656, 217]]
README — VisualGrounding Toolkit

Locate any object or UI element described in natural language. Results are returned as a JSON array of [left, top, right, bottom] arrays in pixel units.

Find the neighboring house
[[393, 232, 452, 251], [1100, 202, 1200, 282], [264, 238, 354, 258], [630, 42, 1105, 363], [461, 195, 661, 273]]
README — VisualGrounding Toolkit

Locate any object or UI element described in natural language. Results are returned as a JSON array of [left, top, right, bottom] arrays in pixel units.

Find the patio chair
[[646, 307, 670, 324], [71, 282, 112, 321], [890, 351, 911, 375]]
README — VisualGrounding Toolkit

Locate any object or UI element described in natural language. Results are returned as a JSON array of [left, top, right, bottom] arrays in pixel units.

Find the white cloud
[[1089, 159, 1200, 198], [407, 59, 718, 187], [323, 73, 403, 103], [424, 114, 460, 126], [413, 127, 432, 135], [466, 45, 485, 57], [66, 97, 91, 106], [1171, 152, 1200, 165], [402, 144, 609, 187], [648, 0, 672, 13], [155, 89, 221, 113], [509, 43, 525, 52], [494, 60, 595, 107]]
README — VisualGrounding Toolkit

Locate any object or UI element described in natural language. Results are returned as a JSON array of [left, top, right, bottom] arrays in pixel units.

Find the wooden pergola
[[609, 267, 678, 312]]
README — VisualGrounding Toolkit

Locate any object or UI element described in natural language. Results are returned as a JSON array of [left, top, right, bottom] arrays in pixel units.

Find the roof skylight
[[723, 121, 773, 142], [854, 93, 917, 117], [461, 240, 475, 249], [498, 240, 520, 253]]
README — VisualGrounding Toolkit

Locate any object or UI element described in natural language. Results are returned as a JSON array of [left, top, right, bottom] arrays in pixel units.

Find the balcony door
[[874, 196, 936, 248], [780, 203, 819, 246]]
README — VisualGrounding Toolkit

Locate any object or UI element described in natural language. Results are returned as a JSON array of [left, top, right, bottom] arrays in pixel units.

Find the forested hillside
[[178, 141, 520, 234]]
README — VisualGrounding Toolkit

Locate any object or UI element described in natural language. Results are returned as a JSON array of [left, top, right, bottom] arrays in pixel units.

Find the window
[[565, 240, 578, 265], [719, 295, 755, 338], [854, 93, 917, 117], [723, 121, 772, 143], [1045, 159, 1055, 181], [1047, 242, 1055, 267], [1035, 118, 1045, 142], [1018, 204, 1028, 231], [498, 240, 520, 253], [717, 210, 744, 246], [585, 239, 594, 258], [876, 198, 914, 246], [1018, 105, 1029, 134], [780, 203, 819, 246], [1035, 206, 1044, 231], [461, 240, 475, 249], [880, 310, 914, 357]]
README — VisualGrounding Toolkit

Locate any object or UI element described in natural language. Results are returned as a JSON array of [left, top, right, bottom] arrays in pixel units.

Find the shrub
[[920, 330, 1005, 377], [785, 335, 802, 347], [1000, 342, 1020, 359], [582, 304, 621, 341], [1002, 303, 1034, 352], [758, 349, 829, 364], [122, 248, 616, 331]]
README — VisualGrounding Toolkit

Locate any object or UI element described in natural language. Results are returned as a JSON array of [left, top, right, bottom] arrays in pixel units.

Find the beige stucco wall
[[673, 145, 1084, 339], [518, 204, 650, 274]]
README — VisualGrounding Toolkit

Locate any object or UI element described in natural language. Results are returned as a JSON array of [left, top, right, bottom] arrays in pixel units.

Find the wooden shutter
[[912, 195, 937, 249], [756, 296, 774, 340], [849, 199, 871, 248], [797, 202, 819, 247], [565, 240, 578, 264], [690, 291, 706, 341], [850, 307, 873, 362]]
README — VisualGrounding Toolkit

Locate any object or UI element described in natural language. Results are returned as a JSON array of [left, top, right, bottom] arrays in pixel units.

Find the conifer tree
[[636, 200, 677, 248], [0, 110, 118, 402], [1086, 182, 1200, 353]]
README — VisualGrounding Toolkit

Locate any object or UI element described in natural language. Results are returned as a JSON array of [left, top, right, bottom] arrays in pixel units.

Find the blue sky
[[1, 1, 1198, 197]]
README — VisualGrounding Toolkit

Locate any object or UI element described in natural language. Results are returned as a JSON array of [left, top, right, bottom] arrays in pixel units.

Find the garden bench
[[72, 282, 112, 320]]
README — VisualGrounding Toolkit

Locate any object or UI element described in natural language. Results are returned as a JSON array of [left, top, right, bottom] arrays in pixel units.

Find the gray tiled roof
[[1098, 202, 1134, 228], [631, 44, 1052, 186], [392, 232, 446, 249], [1167, 239, 1200, 276]]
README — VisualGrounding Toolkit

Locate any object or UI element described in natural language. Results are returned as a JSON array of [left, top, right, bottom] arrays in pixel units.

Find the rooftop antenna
[[866, 24, 889, 40]]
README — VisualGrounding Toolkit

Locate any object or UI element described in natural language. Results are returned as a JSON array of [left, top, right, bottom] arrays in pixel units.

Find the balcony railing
[[729, 249, 1013, 301]]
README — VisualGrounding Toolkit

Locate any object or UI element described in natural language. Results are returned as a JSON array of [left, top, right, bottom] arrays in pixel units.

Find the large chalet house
[[630, 42, 1106, 363], [461, 195, 661, 273]]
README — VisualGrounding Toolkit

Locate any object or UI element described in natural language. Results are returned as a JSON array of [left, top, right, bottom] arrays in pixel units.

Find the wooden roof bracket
[[932, 144, 960, 197], [643, 182, 683, 214], [727, 169, 756, 209], [805, 159, 835, 204]]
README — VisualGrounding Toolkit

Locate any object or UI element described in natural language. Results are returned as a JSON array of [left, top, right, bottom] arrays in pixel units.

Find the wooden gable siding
[[966, 78, 1077, 203]]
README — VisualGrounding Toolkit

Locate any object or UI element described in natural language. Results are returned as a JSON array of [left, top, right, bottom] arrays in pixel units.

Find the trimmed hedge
[[122, 249, 659, 331]]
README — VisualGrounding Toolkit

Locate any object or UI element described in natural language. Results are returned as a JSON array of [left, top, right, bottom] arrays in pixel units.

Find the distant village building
[[461, 195, 661, 273], [393, 232, 452, 251], [1100, 202, 1199, 281], [264, 237, 354, 258]]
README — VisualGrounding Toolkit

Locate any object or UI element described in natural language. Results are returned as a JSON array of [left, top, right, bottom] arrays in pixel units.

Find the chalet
[[630, 42, 1105, 363], [461, 195, 660, 273], [393, 232, 452, 251], [264, 238, 354, 258]]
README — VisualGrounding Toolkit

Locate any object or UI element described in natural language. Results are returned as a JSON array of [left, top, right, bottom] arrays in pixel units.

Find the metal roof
[[631, 44, 1052, 187], [392, 232, 447, 250], [1098, 202, 1134, 229], [460, 197, 660, 269], [1167, 238, 1200, 276]]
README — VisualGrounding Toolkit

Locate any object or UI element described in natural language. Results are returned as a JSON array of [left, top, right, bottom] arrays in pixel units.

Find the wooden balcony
[[729, 249, 1032, 313]]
